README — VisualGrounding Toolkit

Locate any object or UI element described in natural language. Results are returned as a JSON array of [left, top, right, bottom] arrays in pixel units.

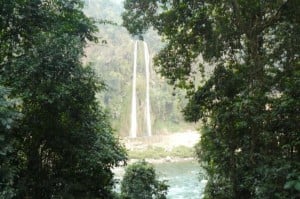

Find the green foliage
[[128, 147, 167, 159], [171, 145, 194, 158], [128, 145, 194, 159], [123, 0, 300, 198], [285, 171, 300, 193], [0, 0, 126, 198], [0, 86, 19, 199], [121, 161, 168, 199]]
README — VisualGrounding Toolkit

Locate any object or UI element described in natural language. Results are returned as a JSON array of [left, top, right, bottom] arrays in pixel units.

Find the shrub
[[121, 160, 168, 199]]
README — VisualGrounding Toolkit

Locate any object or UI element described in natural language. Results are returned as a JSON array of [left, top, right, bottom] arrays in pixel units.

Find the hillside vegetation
[[83, 0, 194, 136]]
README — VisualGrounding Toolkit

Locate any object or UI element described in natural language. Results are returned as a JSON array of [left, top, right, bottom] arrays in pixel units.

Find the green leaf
[[284, 180, 296, 189], [294, 182, 300, 191]]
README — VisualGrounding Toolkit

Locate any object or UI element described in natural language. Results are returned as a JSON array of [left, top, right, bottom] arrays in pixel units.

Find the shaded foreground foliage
[[0, 0, 126, 198], [121, 161, 168, 199], [123, 0, 300, 198]]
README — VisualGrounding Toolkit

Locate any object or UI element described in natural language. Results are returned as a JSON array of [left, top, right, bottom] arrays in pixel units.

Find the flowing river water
[[114, 160, 207, 199]]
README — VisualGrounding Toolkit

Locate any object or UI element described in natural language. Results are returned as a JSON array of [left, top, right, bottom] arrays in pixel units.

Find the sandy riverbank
[[121, 130, 200, 151], [128, 157, 197, 164]]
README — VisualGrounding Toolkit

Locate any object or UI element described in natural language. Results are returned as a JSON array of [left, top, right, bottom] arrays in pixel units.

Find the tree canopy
[[121, 160, 168, 199], [0, 0, 126, 198], [123, 0, 300, 198]]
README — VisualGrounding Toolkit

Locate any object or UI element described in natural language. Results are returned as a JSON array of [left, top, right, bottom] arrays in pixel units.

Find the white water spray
[[130, 41, 138, 138], [143, 41, 152, 136]]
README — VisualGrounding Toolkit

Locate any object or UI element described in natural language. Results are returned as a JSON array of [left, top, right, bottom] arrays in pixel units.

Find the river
[[114, 160, 207, 199]]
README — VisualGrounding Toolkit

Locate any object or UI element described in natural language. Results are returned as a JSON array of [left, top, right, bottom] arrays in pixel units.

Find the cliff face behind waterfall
[[83, 0, 195, 136]]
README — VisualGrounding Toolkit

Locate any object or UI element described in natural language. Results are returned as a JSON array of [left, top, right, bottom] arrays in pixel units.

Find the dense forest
[[123, 0, 300, 198], [0, 1, 127, 198], [1, 0, 299, 199]]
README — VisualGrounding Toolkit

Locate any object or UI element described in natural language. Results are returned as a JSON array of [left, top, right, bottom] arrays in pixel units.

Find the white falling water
[[130, 41, 138, 138], [143, 41, 152, 137]]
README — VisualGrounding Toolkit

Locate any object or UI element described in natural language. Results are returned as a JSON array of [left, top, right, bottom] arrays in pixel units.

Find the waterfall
[[129, 40, 152, 138], [130, 41, 138, 138], [143, 41, 152, 137]]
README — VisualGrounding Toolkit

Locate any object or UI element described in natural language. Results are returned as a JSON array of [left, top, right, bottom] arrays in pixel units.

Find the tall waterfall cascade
[[129, 40, 152, 138], [144, 41, 152, 137], [130, 41, 138, 138], [85, 0, 91, 6]]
